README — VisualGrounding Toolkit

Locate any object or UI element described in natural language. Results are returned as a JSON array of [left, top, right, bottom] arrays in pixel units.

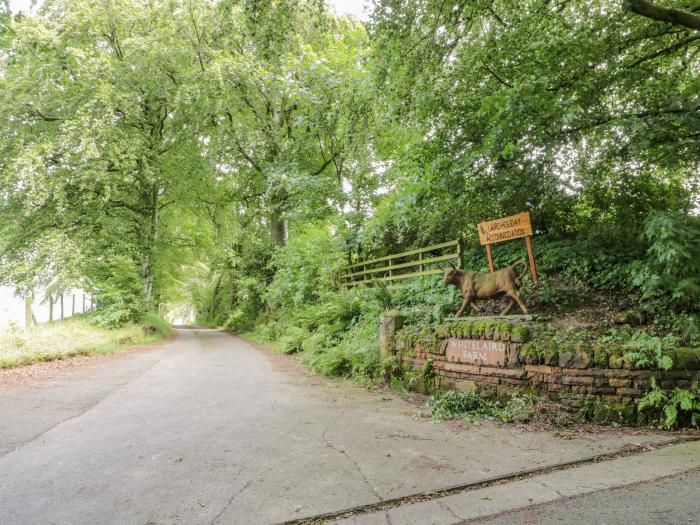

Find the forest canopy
[[0, 0, 698, 328]]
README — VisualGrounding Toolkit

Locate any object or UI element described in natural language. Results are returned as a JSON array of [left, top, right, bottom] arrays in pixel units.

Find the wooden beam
[[525, 236, 539, 284], [485, 244, 495, 273], [345, 252, 459, 279], [343, 239, 459, 270]]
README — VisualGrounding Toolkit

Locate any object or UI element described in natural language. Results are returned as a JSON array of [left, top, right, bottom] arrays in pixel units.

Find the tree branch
[[625, 0, 700, 30], [627, 33, 700, 67]]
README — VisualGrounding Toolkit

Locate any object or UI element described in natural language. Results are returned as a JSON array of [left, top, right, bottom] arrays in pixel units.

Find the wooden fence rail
[[342, 239, 463, 287]]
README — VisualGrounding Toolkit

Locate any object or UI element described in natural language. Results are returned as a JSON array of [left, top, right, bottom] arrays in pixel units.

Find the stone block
[[443, 362, 481, 375], [633, 379, 651, 390], [488, 368, 527, 379], [603, 395, 622, 403], [379, 310, 404, 358], [562, 375, 594, 385], [558, 351, 575, 368], [453, 379, 477, 392], [617, 387, 643, 397], [608, 378, 631, 388], [523, 365, 557, 375], [592, 376, 609, 386], [506, 343, 520, 367], [588, 386, 616, 395], [570, 350, 593, 369]]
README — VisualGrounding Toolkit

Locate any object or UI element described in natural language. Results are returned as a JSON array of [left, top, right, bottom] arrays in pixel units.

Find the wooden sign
[[477, 211, 538, 284], [478, 212, 532, 245], [445, 338, 506, 366]]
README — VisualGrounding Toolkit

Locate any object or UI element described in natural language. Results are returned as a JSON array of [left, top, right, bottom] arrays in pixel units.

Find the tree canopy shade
[[0, 0, 376, 323], [0, 0, 698, 326], [364, 0, 699, 251]]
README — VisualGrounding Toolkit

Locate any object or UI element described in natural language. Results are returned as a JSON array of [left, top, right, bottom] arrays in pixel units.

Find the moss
[[520, 341, 543, 364], [495, 320, 510, 337], [593, 347, 610, 368], [542, 343, 559, 365], [510, 324, 530, 342], [435, 324, 451, 339], [591, 401, 637, 425]]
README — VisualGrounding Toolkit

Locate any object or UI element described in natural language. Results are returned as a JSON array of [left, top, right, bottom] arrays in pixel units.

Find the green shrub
[[639, 378, 700, 429], [86, 256, 144, 328], [278, 326, 310, 354], [302, 332, 327, 353], [267, 224, 346, 309], [638, 213, 700, 312], [140, 313, 173, 338], [622, 332, 676, 370], [427, 390, 494, 422]]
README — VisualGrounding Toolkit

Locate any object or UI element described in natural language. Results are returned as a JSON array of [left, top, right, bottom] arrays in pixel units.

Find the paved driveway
[[0, 328, 676, 524]]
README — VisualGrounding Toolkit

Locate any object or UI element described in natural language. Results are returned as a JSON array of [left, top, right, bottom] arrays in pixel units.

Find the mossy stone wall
[[392, 318, 700, 424]]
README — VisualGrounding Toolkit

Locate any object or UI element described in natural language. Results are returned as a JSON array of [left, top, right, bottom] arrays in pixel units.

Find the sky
[[9, 0, 372, 20]]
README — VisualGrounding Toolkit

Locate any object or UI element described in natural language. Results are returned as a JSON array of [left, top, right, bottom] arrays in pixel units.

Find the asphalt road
[[0, 328, 687, 524]]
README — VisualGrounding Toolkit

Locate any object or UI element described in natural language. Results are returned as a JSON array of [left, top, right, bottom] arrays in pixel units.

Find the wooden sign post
[[477, 211, 538, 284]]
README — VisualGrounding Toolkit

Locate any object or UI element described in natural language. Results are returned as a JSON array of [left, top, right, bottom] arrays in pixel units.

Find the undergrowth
[[0, 313, 171, 369], [426, 390, 578, 428]]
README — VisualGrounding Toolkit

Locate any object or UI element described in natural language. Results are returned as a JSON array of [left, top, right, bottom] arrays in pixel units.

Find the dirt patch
[[0, 333, 175, 388]]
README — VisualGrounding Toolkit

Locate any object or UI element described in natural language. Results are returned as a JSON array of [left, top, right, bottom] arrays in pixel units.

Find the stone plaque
[[445, 338, 506, 366]]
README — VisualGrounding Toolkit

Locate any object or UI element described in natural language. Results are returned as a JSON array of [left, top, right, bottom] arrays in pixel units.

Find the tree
[[201, 0, 373, 247], [0, 0, 210, 314], [364, 0, 699, 250]]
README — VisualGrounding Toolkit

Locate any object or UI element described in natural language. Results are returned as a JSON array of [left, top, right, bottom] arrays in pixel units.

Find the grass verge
[[0, 313, 172, 369]]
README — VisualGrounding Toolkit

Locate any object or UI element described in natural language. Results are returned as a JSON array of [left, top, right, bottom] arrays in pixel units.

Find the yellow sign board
[[478, 212, 532, 246]]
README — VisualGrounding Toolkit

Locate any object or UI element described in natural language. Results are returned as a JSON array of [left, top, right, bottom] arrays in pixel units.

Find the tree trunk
[[142, 185, 159, 308], [270, 218, 288, 247], [49, 296, 54, 322], [60, 294, 64, 320], [25, 295, 33, 328], [72, 294, 75, 316]]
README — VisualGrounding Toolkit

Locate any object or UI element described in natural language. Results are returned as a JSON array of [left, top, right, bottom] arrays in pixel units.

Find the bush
[[639, 378, 700, 429], [278, 326, 310, 354], [639, 213, 700, 312], [224, 277, 266, 332], [267, 224, 346, 309], [427, 390, 493, 423], [140, 313, 173, 338], [86, 256, 144, 328]]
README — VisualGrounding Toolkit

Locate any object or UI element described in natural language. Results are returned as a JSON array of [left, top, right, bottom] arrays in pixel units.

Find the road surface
[[0, 327, 695, 524]]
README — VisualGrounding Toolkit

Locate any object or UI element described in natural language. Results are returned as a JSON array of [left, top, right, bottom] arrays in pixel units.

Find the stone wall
[[390, 316, 700, 424]]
